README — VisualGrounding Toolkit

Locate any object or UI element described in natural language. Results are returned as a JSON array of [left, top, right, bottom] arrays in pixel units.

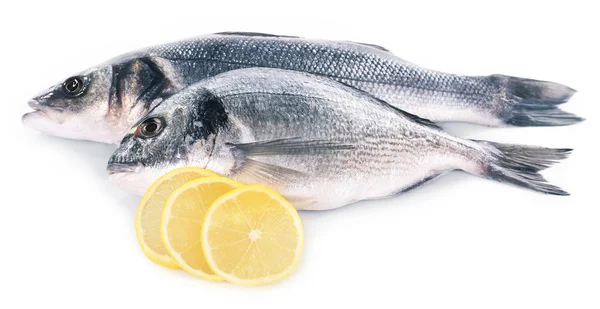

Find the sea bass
[[107, 68, 570, 210], [23, 32, 580, 144]]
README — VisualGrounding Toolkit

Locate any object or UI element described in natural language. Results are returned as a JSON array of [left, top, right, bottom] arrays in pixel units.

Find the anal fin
[[392, 172, 444, 195]]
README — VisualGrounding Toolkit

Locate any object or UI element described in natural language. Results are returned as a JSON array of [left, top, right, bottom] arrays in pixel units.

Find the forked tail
[[489, 74, 583, 127], [472, 140, 571, 195]]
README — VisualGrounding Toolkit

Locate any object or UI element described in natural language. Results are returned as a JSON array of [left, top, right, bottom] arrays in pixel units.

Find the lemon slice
[[202, 184, 304, 286], [135, 167, 219, 269], [161, 177, 243, 281]]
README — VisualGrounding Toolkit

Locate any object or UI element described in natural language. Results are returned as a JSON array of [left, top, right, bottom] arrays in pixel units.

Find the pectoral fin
[[231, 158, 306, 187], [228, 137, 353, 187]]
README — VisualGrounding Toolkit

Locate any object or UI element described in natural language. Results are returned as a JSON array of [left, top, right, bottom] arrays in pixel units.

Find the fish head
[[22, 57, 170, 144], [22, 66, 117, 143], [107, 88, 224, 195]]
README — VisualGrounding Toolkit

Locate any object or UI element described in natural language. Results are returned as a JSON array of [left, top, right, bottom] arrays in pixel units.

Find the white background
[[1, 1, 598, 308]]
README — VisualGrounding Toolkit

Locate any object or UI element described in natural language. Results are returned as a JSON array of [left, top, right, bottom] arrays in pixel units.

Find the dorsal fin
[[346, 41, 391, 52], [213, 31, 299, 39], [215, 32, 393, 54]]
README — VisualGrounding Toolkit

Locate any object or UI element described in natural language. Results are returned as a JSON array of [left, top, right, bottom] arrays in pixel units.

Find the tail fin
[[474, 140, 571, 195], [489, 74, 583, 127]]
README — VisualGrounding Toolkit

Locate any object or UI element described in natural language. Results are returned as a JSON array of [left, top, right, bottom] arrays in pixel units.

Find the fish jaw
[[107, 162, 184, 196], [21, 89, 144, 145], [107, 160, 149, 196], [107, 150, 147, 195], [21, 100, 87, 141], [22, 105, 122, 144], [107, 171, 152, 196]]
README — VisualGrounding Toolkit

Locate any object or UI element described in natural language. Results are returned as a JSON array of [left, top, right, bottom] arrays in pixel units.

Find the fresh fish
[[107, 68, 570, 211], [23, 32, 581, 144]]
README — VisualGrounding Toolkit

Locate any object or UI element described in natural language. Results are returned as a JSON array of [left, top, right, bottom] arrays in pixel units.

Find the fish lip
[[28, 100, 65, 113], [28, 100, 42, 110], [106, 162, 143, 174], [22, 100, 64, 124]]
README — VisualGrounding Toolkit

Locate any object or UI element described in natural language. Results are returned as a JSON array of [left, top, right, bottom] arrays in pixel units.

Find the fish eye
[[63, 77, 84, 95], [135, 117, 164, 138]]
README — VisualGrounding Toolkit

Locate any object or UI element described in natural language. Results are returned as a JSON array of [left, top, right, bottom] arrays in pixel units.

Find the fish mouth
[[22, 100, 63, 124], [107, 162, 143, 175], [107, 163, 158, 196]]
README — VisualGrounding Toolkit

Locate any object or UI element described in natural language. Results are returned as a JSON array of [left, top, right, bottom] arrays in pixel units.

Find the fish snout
[[107, 155, 143, 175], [28, 100, 41, 110], [22, 100, 53, 125], [26, 98, 65, 114], [22, 99, 65, 126]]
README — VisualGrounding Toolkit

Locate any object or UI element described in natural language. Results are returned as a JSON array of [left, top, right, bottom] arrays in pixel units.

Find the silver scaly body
[[23, 32, 581, 145], [108, 68, 570, 210], [135, 32, 578, 127]]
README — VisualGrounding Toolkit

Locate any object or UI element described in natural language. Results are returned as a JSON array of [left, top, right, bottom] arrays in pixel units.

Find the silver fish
[[107, 68, 570, 211], [23, 32, 581, 144]]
